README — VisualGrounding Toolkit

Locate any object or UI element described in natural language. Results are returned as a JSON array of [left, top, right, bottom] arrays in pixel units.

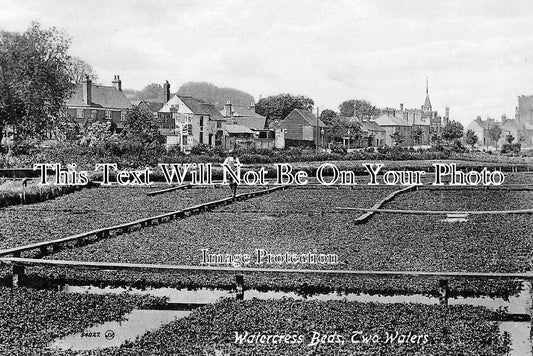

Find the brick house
[[281, 109, 326, 147], [66, 75, 132, 131]]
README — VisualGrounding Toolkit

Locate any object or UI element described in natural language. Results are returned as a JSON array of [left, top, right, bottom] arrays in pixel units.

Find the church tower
[[422, 77, 432, 112]]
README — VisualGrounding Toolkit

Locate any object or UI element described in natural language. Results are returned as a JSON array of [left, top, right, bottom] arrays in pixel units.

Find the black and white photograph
[[1, 0, 533, 355]]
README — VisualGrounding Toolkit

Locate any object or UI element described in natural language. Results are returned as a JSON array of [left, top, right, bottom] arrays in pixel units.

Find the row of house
[[465, 96, 533, 148], [63, 75, 453, 151]]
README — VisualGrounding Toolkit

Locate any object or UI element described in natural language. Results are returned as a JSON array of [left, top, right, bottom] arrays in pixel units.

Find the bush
[[501, 143, 521, 155]]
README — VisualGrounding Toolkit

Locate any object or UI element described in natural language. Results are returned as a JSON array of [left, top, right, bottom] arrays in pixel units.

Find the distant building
[[281, 109, 326, 147], [335, 116, 386, 148], [465, 117, 500, 148], [516, 95, 533, 125], [65, 75, 132, 131], [158, 93, 226, 150], [377, 79, 449, 144], [134, 100, 165, 118], [221, 101, 266, 130], [501, 116, 533, 146], [372, 113, 412, 147]]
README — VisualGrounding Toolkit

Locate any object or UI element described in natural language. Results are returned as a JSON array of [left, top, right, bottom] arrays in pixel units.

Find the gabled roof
[[502, 119, 525, 131], [143, 101, 165, 113], [67, 84, 132, 109], [361, 120, 385, 132], [373, 113, 411, 127], [178, 95, 208, 115], [201, 102, 225, 121], [229, 105, 265, 119], [225, 124, 254, 134], [286, 109, 326, 127]]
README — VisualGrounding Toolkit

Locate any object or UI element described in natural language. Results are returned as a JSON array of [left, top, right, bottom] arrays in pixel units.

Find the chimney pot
[[82, 76, 92, 105], [112, 74, 122, 92]]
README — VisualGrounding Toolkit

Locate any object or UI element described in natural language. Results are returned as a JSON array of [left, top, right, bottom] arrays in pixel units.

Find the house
[[465, 117, 501, 148], [280, 109, 326, 147], [66, 75, 132, 131], [378, 80, 449, 143], [158, 93, 226, 150], [221, 101, 266, 130], [224, 124, 255, 150], [372, 113, 412, 146], [500, 117, 533, 146], [360, 120, 386, 147]]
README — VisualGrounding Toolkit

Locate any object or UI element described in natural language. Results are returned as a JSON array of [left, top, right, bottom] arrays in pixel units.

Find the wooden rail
[[0, 185, 287, 258], [146, 184, 191, 196], [337, 207, 533, 215], [2, 257, 532, 304], [354, 185, 417, 223]]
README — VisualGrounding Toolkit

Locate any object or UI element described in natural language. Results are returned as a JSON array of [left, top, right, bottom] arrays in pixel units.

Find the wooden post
[[439, 279, 449, 305], [12, 265, 25, 287], [236, 275, 244, 300]]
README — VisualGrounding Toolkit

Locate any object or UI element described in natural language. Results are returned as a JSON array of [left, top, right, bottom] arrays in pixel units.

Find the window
[[105, 110, 111, 119], [91, 110, 97, 119], [200, 116, 204, 128], [76, 108, 83, 118], [217, 121, 222, 129], [199, 132, 203, 144], [121, 111, 126, 121]]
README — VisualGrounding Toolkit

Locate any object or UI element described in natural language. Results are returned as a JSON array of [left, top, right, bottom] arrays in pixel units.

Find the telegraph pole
[[316, 106, 319, 155]]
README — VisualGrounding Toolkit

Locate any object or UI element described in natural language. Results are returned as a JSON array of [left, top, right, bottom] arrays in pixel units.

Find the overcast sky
[[1, 0, 532, 125]]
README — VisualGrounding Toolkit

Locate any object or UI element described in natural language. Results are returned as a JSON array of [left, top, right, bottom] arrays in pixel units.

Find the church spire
[[423, 77, 432, 111]]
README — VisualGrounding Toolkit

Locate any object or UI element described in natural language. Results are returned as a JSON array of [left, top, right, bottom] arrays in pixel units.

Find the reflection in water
[[500, 322, 532, 356], [49, 309, 191, 351]]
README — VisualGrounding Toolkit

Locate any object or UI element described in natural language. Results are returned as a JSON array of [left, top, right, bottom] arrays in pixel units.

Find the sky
[[1, 0, 532, 125]]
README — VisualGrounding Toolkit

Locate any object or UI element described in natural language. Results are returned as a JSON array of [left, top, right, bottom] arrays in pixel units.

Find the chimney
[[82, 75, 92, 105], [400, 103, 404, 112], [445, 107, 449, 119], [250, 101, 255, 110], [225, 100, 232, 117], [163, 80, 170, 102], [112, 75, 122, 92]]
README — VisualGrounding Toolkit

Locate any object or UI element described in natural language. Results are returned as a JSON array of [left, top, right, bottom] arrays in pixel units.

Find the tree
[[487, 125, 502, 149], [67, 56, 98, 83], [338, 99, 379, 119], [442, 121, 464, 143], [412, 127, 424, 145], [390, 131, 404, 146], [465, 129, 479, 148], [319, 109, 336, 126], [0, 22, 73, 147], [327, 117, 362, 144], [505, 133, 515, 144], [121, 106, 164, 146], [136, 83, 165, 101], [255, 94, 314, 123]]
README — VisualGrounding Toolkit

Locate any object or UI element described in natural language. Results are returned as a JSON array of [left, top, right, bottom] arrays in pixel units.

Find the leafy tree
[[121, 107, 164, 146], [412, 127, 424, 145], [80, 121, 117, 147], [326, 117, 362, 144], [505, 133, 515, 144], [319, 109, 336, 126], [487, 125, 502, 148], [442, 121, 464, 143], [390, 131, 404, 146], [0, 22, 73, 147], [67, 56, 98, 83], [255, 94, 314, 123], [465, 129, 479, 148], [338, 99, 379, 119]]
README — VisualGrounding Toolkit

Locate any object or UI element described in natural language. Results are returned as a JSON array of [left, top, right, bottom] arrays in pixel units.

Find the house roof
[[287, 109, 326, 127], [373, 113, 411, 127], [227, 116, 266, 130], [361, 120, 385, 132], [67, 84, 132, 109], [225, 124, 254, 134], [177, 95, 225, 121], [143, 101, 165, 113]]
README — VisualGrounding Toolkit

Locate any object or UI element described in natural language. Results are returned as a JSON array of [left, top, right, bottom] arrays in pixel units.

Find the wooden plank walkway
[[354, 185, 417, 223], [2, 257, 531, 280], [338, 207, 533, 215], [0, 185, 287, 258], [145, 184, 191, 196]]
